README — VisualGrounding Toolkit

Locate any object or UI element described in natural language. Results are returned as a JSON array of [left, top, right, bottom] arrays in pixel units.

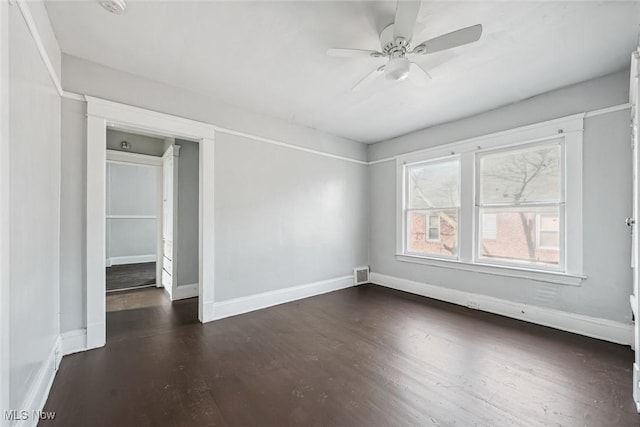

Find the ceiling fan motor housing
[[380, 24, 411, 57]]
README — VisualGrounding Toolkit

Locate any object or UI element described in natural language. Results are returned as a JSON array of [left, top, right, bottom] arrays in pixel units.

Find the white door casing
[[630, 49, 640, 412], [86, 96, 215, 351], [162, 144, 180, 299]]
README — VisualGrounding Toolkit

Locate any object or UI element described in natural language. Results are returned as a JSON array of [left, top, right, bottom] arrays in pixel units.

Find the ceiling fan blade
[[412, 24, 483, 55], [408, 62, 431, 87], [327, 48, 383, 58], [393, 1, 421, 42], [352, 66, 385, 91]]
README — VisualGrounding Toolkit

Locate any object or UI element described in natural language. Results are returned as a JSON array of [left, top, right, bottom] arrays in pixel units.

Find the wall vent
[[353, 266, 370, 285]]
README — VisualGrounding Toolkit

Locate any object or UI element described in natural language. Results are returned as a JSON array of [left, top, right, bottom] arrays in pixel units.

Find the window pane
[[407, 210, 458, 257], [539, 231, 559, 249], [428, 227, 440, 241], [478, 207, 560, 266], [479, 143, 561, 204], [407, 159, 459, 209], [539, 214, 559, 231], [482, 213, 497, 240]]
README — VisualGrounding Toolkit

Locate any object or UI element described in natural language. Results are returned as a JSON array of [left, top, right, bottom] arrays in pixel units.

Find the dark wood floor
[[42, 285, 639, 426], [106, 262, 156, 292]]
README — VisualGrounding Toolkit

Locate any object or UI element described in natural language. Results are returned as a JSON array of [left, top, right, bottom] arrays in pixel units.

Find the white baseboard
[[370, 272, 633, 346], [634, 363, 640, 412], [171, 283, 198, 301], [106, 254, 156, 266], [12, 336, 60, 427], [207, 275, 353, 322], [61, 329, 87, 356]]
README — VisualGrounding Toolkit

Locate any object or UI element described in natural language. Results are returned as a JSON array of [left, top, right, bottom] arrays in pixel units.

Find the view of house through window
[[405, 158, 460, 258], [427, 214, 441, 241], [477, 141, 563, 267], [401, 137, 567, 272]]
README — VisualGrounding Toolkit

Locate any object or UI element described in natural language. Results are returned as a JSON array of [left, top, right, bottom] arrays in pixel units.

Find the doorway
[[105, 133, 163, 293], [103, 128, 200, 324], [85, 96, 215, 350]]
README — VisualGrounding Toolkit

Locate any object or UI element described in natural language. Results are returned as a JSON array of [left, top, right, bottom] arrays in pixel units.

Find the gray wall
[[368, 70, 633, 323], [60, 98, 86, 332], [59, 57, 369, 332], [9, 0, 61, 411], [175, 139, 199, 287], [214, 133, 368, 301], [369, 70, 629, 161], [106, 129, 165, 157], [62, 54, 367, 163]]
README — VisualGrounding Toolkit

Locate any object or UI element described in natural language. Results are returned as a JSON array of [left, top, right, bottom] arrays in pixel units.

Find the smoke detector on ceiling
[[98, 0, 126, 15]]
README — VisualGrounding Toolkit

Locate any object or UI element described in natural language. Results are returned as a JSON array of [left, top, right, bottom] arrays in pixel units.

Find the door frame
[[86, 96, 215, 350], [0, 0, 10, 413], [105, 149, 164, 290], [631, 49, 640, 412]]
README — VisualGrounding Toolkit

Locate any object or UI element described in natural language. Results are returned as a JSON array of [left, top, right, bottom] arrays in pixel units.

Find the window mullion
[[459, 152, 475, 263]]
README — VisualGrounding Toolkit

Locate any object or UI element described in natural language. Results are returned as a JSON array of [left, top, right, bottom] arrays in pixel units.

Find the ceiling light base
[[380, 24, 411, 56], [98, 0, 126, 15]]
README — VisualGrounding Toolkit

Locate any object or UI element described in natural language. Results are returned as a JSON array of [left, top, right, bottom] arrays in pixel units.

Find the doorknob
[[626, 217, 636, 227]]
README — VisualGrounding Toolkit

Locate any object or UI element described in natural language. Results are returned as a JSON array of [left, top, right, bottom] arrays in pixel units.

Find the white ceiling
[[45, 1, 640, 143]]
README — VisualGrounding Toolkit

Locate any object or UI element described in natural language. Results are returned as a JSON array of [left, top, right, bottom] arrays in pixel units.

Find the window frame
[[402, 155, 461, 260], [474, 140, 566, 272], [395, 113, 585, 286]]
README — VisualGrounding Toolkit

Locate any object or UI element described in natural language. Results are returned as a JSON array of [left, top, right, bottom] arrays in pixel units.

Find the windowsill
[[394, 254, 586, 286]]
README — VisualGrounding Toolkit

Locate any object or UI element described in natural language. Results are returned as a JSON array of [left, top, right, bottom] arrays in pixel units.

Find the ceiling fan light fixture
[[98, 0, 126, 14], [385, 57, 410, 81]]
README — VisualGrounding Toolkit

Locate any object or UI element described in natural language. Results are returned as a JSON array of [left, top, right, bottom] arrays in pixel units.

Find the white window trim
[[474, 140, 565, 271], [402, 155, 461, 260], [394, 254, 585, 286], [396, 113, 585, 286]]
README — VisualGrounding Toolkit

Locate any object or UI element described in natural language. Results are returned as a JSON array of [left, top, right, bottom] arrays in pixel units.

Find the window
[[404, 158, 460, 258], [396, 114, 584, 284], [426, 214, 441, 242], [477, 142, 563, 268], [536, 213, 560, 250]]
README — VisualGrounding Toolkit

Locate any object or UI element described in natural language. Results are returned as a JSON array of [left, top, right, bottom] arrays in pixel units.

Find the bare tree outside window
[[478, 143, 562, 264]]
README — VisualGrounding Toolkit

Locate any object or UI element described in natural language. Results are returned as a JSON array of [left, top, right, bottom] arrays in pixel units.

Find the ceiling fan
[[327, 0, 483, 90]]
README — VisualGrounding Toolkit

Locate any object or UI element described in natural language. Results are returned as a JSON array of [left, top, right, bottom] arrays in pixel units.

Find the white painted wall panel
[[9, 1, 61, 411]]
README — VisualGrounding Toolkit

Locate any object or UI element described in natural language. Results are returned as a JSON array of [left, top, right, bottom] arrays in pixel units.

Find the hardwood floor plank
[[106, 262, 156, 292], [42, 285, 639, 426]]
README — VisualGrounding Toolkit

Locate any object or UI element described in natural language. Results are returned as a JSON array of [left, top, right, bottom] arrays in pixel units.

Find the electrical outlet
[[467, 301, 480, 310]]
